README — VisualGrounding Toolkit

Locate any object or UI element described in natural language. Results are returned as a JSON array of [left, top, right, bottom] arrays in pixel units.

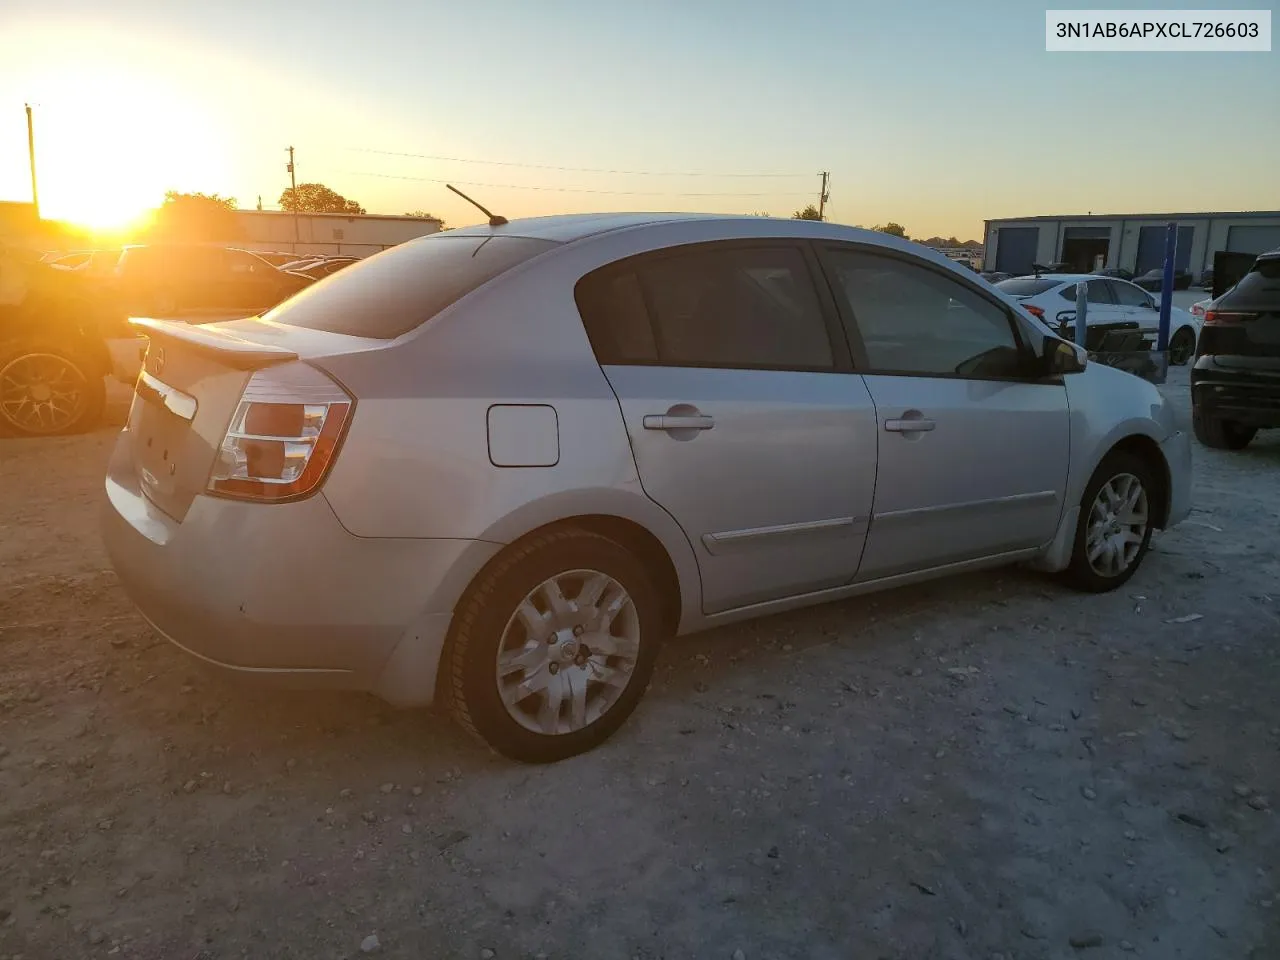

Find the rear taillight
[[208, 363, 353, 502], [1023, 304, 1045, 320], [1204, 310, 1256, 326], [1191, 303, 1205, 318]]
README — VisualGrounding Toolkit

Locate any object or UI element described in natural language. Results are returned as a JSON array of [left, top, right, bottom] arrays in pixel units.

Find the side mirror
[[1041, 336, 1087, 375]]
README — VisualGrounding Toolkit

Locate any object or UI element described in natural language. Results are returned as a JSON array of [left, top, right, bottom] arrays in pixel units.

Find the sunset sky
[[1, 0, 1276, 239]]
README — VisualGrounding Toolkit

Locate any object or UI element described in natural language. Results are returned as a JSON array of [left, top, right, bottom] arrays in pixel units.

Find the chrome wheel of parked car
[[1085, 473, 1148, 578], [0, 348, 98, 437], [447, 528, 662, 762], [1067, 452, 1156, 592], [496, 569, 641, 735], [1168, 327, 1195, 365]]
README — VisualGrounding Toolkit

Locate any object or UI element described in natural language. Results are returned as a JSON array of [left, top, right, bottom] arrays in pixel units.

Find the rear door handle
[[643, 414, 715, 431], [885, 417, 935, 433]]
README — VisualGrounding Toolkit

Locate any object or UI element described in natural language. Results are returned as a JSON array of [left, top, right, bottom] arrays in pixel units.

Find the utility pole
[[817, 171, 830, 221], [25, 104, 40, 219], [286, 146, 299, 247]]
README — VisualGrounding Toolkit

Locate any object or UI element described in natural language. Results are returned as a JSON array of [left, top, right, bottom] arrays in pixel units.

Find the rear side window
[[266, 235, 557, 338], [994, 277, 1058, 296], [1058, 279, 1115, 303], [576, 244, 835, 370]]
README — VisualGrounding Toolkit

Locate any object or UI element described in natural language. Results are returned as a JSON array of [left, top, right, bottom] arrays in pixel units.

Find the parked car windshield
[[264, 234, 558, 338], [993, 277, 1058, 296]]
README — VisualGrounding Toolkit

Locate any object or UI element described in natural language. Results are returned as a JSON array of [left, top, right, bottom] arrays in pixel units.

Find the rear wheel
[[1065, 451, 1155, 592], [1193, 408, 1256, 450], [0, 340, 105, 437], [1168, 327, 1195, 365], [445, 529, 663, 763]]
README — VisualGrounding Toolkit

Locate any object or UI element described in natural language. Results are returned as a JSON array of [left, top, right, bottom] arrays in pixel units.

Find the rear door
[[816, 245, 1070, 581], [576, 241, 879, 614]]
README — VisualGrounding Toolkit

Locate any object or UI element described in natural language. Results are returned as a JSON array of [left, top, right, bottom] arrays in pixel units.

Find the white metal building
[[233, 211, 443, 258], [983, 211, 1280, 280]]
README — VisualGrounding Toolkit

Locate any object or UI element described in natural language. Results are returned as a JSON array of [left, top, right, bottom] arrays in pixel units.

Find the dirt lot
[[1, 366, 1278, 960]]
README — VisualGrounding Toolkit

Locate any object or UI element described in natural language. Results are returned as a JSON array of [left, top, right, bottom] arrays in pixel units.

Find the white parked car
[[995, 274, 1202, 365]]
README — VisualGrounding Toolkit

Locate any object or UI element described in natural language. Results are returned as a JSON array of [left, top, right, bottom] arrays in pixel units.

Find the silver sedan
[[102, 213, 1192, 762]]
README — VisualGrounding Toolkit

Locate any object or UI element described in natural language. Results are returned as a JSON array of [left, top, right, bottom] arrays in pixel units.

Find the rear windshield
[[1227, 258, 1280, 301], [994, 277, 1058, 296], [264, 234, 558, 338]]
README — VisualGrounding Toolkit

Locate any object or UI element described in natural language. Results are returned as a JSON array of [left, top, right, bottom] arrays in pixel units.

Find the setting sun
[[18, 49, 230, 232]]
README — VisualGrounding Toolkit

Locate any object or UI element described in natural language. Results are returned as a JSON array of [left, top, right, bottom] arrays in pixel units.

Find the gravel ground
[[1, 363, 1278, 960]]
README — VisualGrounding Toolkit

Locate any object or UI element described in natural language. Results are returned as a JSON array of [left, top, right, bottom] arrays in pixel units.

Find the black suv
[[1191, 247, 1280, 450]]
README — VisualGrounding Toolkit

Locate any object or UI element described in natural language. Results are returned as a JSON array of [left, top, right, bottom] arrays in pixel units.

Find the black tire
[[0, 338, 106, 438], [445, 528, 663, 763], [1168, 327, 1195, 365], [1065, 450, 1156, 593], [1193, 408, 1256, 450]]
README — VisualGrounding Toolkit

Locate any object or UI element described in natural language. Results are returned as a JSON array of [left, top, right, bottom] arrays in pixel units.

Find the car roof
[[440, 212, 740, 243]]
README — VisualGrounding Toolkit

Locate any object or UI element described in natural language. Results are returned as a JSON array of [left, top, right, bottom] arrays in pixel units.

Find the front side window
[[576, 244, 835, 370], [1111, 280, 1153, 308], [826, 249, 1024, 378]]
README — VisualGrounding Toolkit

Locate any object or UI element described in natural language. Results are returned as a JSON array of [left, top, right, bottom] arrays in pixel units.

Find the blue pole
[[1157, 222, 1176, 352]]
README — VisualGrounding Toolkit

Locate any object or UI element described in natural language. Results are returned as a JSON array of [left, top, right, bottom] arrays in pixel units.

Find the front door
[[817, 245, 1071, 581], [575, 241, 878, 614]]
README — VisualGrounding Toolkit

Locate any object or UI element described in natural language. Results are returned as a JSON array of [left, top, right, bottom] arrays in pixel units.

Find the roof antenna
[[446, 184, 507, 227]]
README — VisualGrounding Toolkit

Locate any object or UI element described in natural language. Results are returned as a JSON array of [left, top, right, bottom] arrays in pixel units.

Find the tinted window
[[827, 250, 1024, 378], [1111, 280, 1152, 308], [1057, 279, 1115, 303], [225, 249, 266, 274], [576, 245, 835, 370], [266, 235, 557, 338], [575, 270, 658, 363], [1223, 258, 1280, 306], [995, 277, 1058, 296]]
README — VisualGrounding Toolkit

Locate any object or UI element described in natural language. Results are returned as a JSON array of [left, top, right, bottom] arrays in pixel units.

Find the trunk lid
[[123, 317, 382, 522]]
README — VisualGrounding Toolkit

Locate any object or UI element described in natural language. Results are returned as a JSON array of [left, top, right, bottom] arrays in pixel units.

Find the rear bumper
[[1192, 359, 1280, 428], [100, 434, 500, 706], [105, 335, 147, 383]]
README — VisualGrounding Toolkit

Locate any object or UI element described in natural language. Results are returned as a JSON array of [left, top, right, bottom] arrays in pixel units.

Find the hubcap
[[0, 353, 88, 434], [495, 569, 640, 736], [1086, 472, 1148, 578]]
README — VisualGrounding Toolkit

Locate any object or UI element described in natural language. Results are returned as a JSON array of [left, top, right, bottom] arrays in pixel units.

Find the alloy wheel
[[0, 353, 89, 435], [1085, 472, 1149, 578], [495, 569, 640, 735]]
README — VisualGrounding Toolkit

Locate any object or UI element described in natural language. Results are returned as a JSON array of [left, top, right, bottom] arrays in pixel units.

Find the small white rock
[[360, 933, 380, 953]]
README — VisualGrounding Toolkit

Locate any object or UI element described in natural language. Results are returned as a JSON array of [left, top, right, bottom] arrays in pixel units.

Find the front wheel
[[444, 529, 663, 763], [1065, 452, 1155, 592]]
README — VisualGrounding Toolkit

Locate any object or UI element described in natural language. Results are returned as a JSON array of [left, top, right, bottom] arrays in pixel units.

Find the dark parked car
[[1198, 268, 1214, 291], [1191, 248, 1280, 450], [1133, 267, 1193, 292], [108, 244, 313, 315], [1098, 267, 1133, 281]]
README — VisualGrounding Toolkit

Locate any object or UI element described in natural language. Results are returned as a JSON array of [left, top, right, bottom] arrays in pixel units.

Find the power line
[[345, 147, 810, 179], [340, 170, 816, 199]]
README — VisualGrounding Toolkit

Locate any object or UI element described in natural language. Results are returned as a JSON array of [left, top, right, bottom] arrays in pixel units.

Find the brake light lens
[[208, 363, 353, 502], [1023, 304, 1045, 319], [1190, 302, 1205, 318], [1204, 310, 1255, 326]]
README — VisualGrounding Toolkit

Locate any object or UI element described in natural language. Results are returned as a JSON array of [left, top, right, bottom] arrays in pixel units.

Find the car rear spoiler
[[128, 317, 299, 370]]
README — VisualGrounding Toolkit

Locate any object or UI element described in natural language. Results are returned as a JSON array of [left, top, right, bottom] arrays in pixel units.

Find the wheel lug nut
[[548, 663, 559, 675], [572, 625, 584, 637]]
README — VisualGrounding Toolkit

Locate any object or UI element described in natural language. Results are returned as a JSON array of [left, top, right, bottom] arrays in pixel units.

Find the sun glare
[[25, 58, 229, 234]]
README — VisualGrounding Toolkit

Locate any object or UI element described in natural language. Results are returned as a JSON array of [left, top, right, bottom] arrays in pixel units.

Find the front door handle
[[643, 414, 715, 431], [885, 417, 935, 433]]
